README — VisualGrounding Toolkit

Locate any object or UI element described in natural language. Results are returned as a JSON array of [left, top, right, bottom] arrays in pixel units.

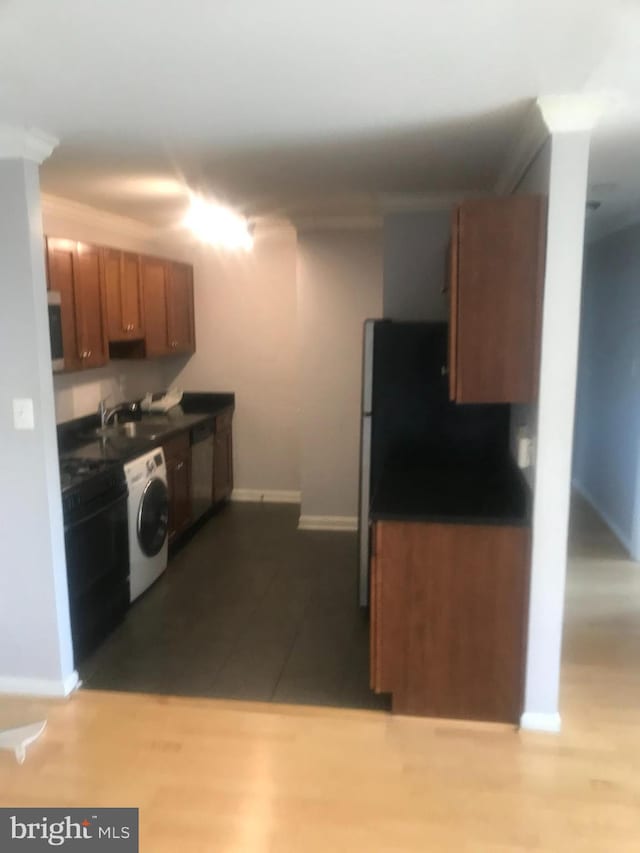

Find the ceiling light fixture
[[183, 195, 253, 251]]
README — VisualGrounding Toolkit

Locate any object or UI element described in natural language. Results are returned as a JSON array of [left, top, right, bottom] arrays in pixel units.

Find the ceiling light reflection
[[184, 195, 253, 252]]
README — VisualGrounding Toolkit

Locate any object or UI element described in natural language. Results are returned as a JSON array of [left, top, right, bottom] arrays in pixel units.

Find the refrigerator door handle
[[358, 413, 372, 607]]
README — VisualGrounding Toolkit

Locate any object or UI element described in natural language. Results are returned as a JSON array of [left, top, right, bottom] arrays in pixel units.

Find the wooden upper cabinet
[[47, 237, 195, 367], [47, 239, 81, 372], [74, 243, 109, 369], [104, 249, 144, 341], [448, 196, 546, 404], [46, 238, 108, 371], [140, 256, 171, 356], [167, 262, 195, 354]]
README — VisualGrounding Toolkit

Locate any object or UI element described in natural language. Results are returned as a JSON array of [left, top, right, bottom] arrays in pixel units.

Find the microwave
[[48, 291, 65, 372]]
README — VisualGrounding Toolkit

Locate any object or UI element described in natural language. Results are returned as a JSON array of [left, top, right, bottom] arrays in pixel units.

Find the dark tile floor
[[80, 502, 390, 711]]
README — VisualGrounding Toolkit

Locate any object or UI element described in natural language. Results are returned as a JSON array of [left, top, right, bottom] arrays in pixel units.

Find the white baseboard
[[520, 711, 562, 733], [298, 515, 358, 532], [231, 489, 301, 504], [0, 669, 79, 699], [572, 479, 633, 555]]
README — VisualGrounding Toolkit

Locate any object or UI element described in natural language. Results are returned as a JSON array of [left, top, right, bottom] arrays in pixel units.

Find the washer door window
[[137, 478, 169, 557]]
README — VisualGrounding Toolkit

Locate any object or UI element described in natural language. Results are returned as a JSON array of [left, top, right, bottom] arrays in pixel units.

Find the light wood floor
[[1, 496, 639, 852]]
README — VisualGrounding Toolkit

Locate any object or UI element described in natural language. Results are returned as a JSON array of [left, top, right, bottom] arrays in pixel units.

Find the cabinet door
[[46, 239, 82, 372], [450, 196, 545, 403], [103, 248, 124, 341], [141, 256, 170, 356], [213, 426, 233, 503], [104, 249, 144, 341], [121, 252, 144, 338], [167, 262, 195, 354], [375, 521, 530, 723], [74, 243, 109, 369]]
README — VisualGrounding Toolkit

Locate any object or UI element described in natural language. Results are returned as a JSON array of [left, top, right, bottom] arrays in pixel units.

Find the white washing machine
[[124, 448, 169, 602]]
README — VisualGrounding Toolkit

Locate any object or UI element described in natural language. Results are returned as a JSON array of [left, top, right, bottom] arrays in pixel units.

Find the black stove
[[60, 456, 126, 520], [59, 454, 130, 664]]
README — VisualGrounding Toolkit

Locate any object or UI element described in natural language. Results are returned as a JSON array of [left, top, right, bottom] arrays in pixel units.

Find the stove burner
[[59, 456, 124, 502]]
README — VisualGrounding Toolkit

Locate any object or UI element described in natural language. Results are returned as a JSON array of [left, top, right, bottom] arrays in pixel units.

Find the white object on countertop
[[0, 720, 46, 764], [140, 388, 183, 414]]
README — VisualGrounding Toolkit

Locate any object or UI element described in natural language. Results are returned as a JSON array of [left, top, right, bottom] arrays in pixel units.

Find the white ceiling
[[1, 0, 639, 229]]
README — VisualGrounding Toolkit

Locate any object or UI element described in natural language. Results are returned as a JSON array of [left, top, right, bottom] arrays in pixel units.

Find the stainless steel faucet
[[99, 397, 129, 428]]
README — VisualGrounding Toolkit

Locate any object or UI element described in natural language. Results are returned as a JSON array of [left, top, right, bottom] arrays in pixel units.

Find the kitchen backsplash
[[53, 360, 168, 423]]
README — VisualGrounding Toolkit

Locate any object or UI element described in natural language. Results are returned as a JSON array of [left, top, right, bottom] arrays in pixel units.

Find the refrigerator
[[357, 320, 510, 606]]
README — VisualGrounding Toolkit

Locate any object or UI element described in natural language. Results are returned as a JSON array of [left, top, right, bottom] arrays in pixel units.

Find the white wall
[[0, 159, 75, 696], [168, 224, 300, 497], [43, 196, 189, 422], [520, 131, 591, 732], [573, 223, 640, 557], [297, 228, 383, 524], [509, 139, 552, 486], [383, 210, 450, 321]]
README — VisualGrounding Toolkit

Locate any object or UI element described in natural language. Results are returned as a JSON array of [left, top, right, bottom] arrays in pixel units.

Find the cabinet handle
[[87, 350, 91, 358], [176, 461, 184, 471], [441, 365, 449, 376]]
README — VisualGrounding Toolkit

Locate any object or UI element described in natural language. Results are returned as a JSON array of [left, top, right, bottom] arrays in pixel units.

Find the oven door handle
[[64, 492, 128, 532]]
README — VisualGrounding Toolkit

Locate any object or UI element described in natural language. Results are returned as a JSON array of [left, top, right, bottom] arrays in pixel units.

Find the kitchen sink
[[89, 422, 164, 441]]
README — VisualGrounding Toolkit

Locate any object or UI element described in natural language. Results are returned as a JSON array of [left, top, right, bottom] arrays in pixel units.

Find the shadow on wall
[[573, 221, 640, 560]]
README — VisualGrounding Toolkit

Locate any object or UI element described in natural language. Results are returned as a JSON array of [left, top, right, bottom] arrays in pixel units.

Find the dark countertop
[[58, 392, 235, 461], [370, 455, 531, 527]]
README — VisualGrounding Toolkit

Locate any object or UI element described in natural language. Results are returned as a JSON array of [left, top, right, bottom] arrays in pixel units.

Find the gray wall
[[170, 224, 300, 498], [383, 210, 450, 321], [573, 223, 640, 557], [0, 160, 75, 695], [297, 228, 383, 523]]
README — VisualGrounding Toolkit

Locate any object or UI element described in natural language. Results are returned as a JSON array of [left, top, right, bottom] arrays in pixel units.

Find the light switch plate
[[13, 398, 35, 430]]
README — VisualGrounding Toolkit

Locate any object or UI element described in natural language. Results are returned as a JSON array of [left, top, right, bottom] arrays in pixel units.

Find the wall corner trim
[[0, 125, 58, 163], [231, 489, 301, 504], [298, 515, 358, 532], [0, 669, 79, 699], [519, 711, 562, 733], [494, 103, 549, 196]]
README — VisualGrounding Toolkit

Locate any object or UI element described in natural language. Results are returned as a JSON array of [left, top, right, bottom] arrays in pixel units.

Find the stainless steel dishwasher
[[190, 420, 215, 522]]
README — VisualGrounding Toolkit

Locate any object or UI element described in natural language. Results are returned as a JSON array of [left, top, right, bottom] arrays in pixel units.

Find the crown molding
[[494, 102, 549, 195], [41, 193, 158, 241], [0, 125, 58, 163], [379, 191, 484, 213], [294, 213, 382, 232]]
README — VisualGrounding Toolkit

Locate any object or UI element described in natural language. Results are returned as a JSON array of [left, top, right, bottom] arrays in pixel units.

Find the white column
[[0, 126, 77, 696], [520, 96, 604, 731]]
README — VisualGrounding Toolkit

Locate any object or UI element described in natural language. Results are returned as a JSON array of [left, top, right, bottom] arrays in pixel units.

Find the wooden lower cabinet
[[213, 409, 234, 503], [370, 520, 530, 724], [163, 433, 192, 543]]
